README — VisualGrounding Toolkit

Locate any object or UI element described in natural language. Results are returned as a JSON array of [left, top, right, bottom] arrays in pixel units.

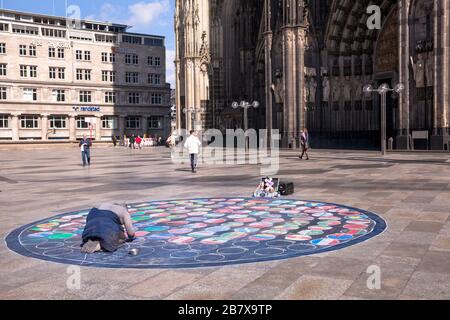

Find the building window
[[95, 34, 117, 43], [49, 67, 56, 79], [125, 54, 138, 65], [0, 23, 9, 32], [104, 92, 116, 104], [57, 48, 65, 59], [19, 44, 27, 56], [126, 72, 139, 84], [12, 25, 38, 35], [29, 66, 37, 78], [122, 35, 141, 44], [147, 56, 153, 66], [0, 43, 5, 54], [84, 51, 91, 61], [42, 28, 66, 38], [20, 115, 39, 128], [20, 65, 27, 77], [155, 57, 161, 66], [110, 53, 116, 63], [76, 50, 82, 60], [29, 45, 36, 56], [126, 116, 140, 129], [51, 67, 65, 80], [102, 116, 117, 129], [151, 93, 162, 105], [49, 47, 56, 58], [148, 73, 161, 85], [51, 89, 65, 102], [58, 68, 65, 79], [23, 88, 37, 101], [0, 87, 6, 100], [101, 52, 108, 62], [0, 114, 8, 128], [84, 69, 91, 80], [148, 116, 163, 129], [0, 64, 6, 76], [76, 116, 89, 129], [20, 65, 37, 78], [128, 93, 140, 104], [49, 116, 67, 129], [79, 91, 92, 103], [76, 69, 91, 81], [144, 37, 163, 47], [102, 71, 115, 82]]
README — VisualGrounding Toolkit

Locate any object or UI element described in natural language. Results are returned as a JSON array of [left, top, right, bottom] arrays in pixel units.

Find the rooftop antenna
[[52, 0, 55, 15]]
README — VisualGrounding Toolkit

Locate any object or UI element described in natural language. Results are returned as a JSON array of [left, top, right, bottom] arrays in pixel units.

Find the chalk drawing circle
[[6, 198, 387, 269]]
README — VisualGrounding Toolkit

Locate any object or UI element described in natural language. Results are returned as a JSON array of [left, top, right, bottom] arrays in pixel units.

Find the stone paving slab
[[0, 147, 450, 299]]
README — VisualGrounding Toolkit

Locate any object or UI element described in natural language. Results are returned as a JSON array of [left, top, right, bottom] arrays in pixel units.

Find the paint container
[[129, 248, 139, 256]]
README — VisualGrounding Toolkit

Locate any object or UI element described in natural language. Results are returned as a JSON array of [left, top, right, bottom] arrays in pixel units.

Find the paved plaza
[[1, 146, 450, 299]]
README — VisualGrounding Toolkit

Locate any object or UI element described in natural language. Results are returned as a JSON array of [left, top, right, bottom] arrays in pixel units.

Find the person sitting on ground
[[81, 202, 136, 254]]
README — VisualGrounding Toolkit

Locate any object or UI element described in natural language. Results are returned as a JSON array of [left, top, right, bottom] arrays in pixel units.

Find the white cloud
[[87, 0, 171, 30], [127, 0, 170, 28]]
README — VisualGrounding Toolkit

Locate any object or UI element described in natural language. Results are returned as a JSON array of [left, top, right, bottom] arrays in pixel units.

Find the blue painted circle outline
[[4, 198, 387, 269]]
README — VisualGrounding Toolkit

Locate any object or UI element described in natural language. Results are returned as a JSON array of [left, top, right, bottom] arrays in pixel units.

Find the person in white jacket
[[184, 130, 202, 173]]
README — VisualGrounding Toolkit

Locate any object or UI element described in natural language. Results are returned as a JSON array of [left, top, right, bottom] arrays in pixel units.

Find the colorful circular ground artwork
[[6, 198, 387, 269]]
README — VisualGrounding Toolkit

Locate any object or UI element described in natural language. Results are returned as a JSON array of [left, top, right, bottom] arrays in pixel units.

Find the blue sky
[[1, 0, 176, 87]]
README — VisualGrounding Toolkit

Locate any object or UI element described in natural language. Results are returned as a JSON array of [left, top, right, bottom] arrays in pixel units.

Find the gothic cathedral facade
[[175, 0, 450, 150]]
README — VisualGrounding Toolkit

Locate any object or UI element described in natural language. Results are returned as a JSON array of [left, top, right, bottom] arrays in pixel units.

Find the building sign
[[112, 46, 137, 54], [30, 40, 43, 47], [72, 106, 101, 112], [49, 41, 72, 49]]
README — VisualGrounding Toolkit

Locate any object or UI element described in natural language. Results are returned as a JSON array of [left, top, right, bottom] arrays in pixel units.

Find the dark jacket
[[79, 138, 92, 150], [82, 208, 125, 252]]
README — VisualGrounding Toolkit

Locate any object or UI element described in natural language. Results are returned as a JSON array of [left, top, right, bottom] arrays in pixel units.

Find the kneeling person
[[81, 203, 136, 253]]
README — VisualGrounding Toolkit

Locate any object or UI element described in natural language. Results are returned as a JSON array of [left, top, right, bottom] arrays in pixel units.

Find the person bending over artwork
[[81, 203, 136, 254]]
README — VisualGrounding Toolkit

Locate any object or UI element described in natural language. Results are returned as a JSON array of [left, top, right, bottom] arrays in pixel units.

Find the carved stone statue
[[322, 76, 330, 102], [271, 74, 284, 104], [411, 54, 426, 88], [344, 82, 352, 101], [332, 82, 341, 101], [308, 79, 317, 103]]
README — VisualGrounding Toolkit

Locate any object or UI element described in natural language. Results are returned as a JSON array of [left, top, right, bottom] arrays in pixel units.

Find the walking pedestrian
[[299, 128, 310, 160], [129, 134, 136, 149], [112, 135, 117, 147], [184, 130, 202, 173], [79, 134, 92, 166], [135, 135, 142, 149]]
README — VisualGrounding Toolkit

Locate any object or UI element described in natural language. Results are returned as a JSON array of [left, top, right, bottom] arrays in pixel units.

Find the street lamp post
[[183, 107, 207, 132], [363, 83, 405, 155], [232, 100, 260, 150]]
